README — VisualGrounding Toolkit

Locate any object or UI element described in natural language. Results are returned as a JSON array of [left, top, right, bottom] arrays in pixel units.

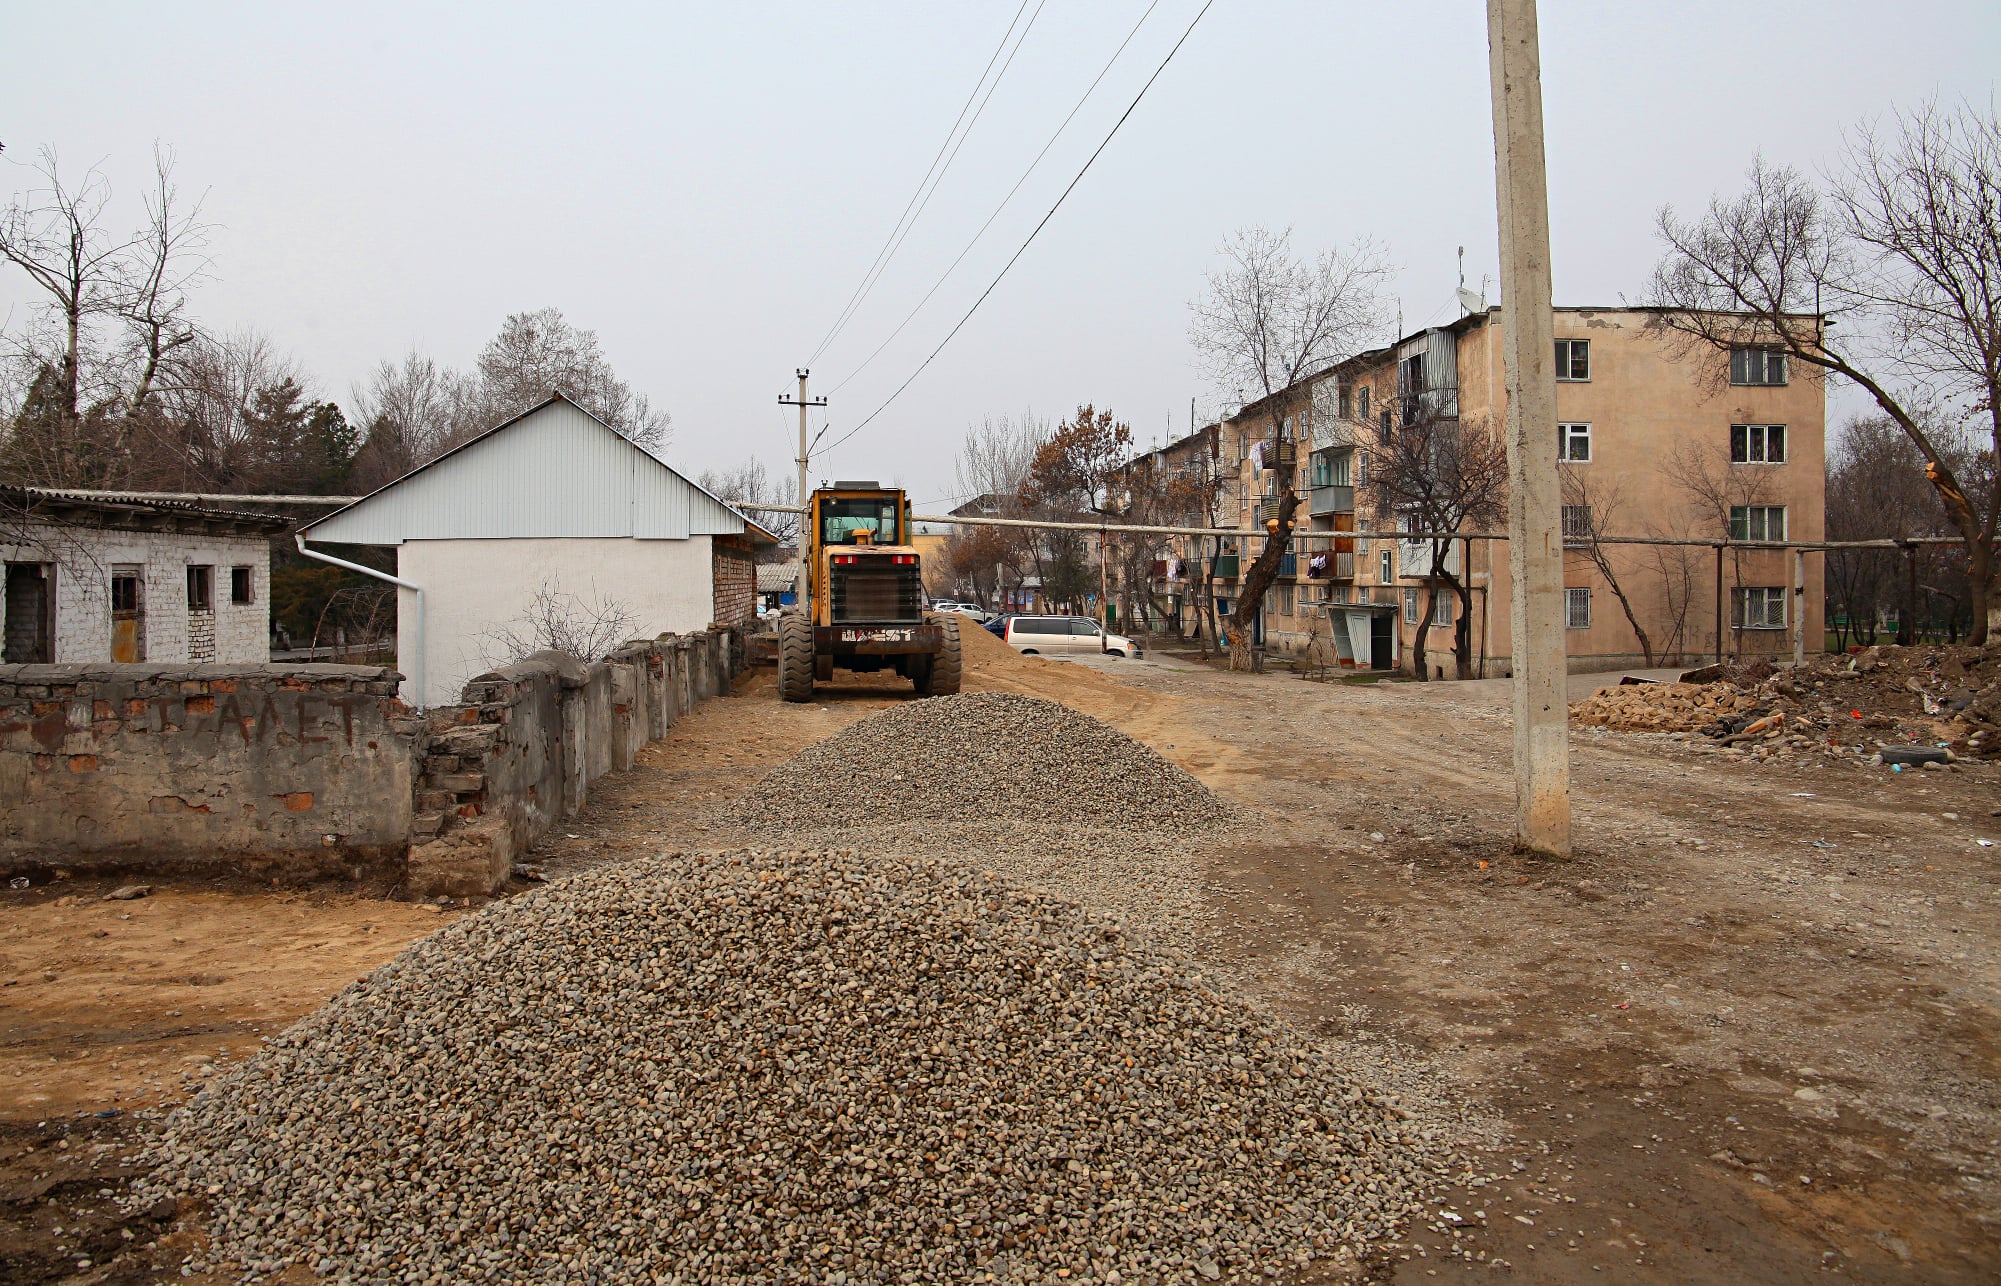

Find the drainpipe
[[293, 533, 424, 706]]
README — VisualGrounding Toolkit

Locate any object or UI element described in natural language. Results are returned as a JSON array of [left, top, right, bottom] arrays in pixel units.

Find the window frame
[[1561, 504, 1593, 546], [1728, 505, 1787, 543], [186, 564, 214, 613], [1430, 592, 1452, 627], [1730, 423, 1788, 464], [1731, 586, 1788, 630], [1554, 338, 1590, 382], [1378, 548, 1394, 584], [1564, 586, 1592, 629], [1557, 422, 1591, 462], [1402, 587, 1420, 625], [229, 566, 254, 606], [1729, 347, 1788, 386]]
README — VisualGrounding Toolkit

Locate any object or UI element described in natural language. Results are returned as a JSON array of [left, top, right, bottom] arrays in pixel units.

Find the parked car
[[1002, 615, 1142, 658], [937, 603, 992, 623], [982, 612, 1017, 637]]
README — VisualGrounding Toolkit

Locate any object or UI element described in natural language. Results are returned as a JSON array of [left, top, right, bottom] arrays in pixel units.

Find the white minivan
[[1002, 615, 1141, 658]]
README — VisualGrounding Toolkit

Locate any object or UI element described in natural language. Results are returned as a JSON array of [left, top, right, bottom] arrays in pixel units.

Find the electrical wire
[[803, 0, 1035, 367], [813, 0, 1217, 463], [826, 0, 1163, 398]]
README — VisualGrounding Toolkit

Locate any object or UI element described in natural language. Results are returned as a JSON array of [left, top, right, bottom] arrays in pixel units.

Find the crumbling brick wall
[[1, 629, 745, 898], [0, 664, 419, 880]]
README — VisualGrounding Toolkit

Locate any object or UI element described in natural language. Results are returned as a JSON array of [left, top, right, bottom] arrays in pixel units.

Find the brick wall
[[1, 628, 745, 898], [0, 663, 419, 880], [711, 537, 756, 626]]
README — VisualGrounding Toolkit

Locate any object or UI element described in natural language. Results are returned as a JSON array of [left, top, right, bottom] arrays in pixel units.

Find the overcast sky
[[5, 1, 1997, 505]]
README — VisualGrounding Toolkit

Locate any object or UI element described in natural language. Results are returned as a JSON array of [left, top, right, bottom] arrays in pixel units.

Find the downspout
[[294, 533, 425, 707]]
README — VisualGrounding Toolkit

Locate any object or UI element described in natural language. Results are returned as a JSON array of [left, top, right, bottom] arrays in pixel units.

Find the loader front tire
[[777, 609, 814, 703], [916, 613, 962, 696]]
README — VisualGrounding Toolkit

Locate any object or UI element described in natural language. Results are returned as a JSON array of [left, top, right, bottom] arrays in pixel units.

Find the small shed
[[300, 394, 775, 707], [2, 487, 286, 665]]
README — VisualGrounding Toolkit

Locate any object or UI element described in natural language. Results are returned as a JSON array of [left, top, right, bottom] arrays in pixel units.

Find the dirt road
[[3, 630, 1995, 1281]]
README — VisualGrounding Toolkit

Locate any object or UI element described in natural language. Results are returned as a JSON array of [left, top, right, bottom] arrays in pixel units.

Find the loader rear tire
[[917, 613, 962, 696], [777, 609, 814, 703]]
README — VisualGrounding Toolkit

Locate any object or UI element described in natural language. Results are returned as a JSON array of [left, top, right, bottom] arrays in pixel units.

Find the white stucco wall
[[396, 536, 716, 707], [2, 524, 269, 664]]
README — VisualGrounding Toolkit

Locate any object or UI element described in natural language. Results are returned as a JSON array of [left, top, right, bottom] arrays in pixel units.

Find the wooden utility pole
[[1487, 0, 1571, 857]]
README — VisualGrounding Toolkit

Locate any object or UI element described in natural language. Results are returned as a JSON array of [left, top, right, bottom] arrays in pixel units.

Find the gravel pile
[[709, 693, 1239, 941], [141, 851, 1472, 1283], [715, 693, 1233, 834]]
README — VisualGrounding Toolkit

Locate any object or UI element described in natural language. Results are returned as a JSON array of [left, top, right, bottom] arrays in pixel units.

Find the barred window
[[1561, 504, 1593, 545], [1733, 586, 1787, 629], [1565, 586, 1592, 629]]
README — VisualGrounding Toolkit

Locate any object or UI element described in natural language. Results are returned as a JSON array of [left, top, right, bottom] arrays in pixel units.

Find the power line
[[814, 0, 1217, 463], [827, 0, 1164, 398], [803, 0, 1036, 367]]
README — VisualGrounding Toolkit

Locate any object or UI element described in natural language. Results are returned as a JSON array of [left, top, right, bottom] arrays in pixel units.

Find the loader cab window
[[821, 497, 901, 546]]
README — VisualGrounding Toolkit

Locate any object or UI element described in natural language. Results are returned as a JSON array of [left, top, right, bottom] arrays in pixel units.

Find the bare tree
[[697, 456, 798, 551], [950, 413, 1045, 607], [1559, 465, 1656, 665], [479, 577, 640, 668], [1649, 100, 2001, 641], [0, 146, 211, 486], [462, 307, 671, 452], [1189, 226, 1392, 668], [1366, 405, 1507, 678], [1661, 439, 1779, 658]]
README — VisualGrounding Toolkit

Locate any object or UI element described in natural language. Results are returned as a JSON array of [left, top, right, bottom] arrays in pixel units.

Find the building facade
[[300, 395, 775, 707], [2, 489, 283, 666], [1137, 306, 1827, 674]]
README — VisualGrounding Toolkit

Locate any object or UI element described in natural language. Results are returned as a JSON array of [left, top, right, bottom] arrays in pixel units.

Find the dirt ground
[[3, 627, 1997, 1282]]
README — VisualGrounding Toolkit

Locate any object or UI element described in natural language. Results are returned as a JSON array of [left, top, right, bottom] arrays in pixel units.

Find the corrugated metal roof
[[756, 561, 801, 592], [301, 394, 766, 545]]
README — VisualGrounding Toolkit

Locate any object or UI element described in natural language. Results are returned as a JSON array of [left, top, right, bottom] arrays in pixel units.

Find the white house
[[300, 394, 775, 707], [2, 488, 284, 665]]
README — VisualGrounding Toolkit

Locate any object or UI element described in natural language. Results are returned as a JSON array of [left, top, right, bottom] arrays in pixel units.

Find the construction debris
[[138, 850, 1478, 1282], [1571, 643, 2001, 761]]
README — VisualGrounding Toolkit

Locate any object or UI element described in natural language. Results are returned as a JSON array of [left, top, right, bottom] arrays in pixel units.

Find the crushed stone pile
[[140, 851, 1476, 1283], [716, 692, 1233, 834], [710, 693, 1240, 939], [1570, 642, 2001, 764]]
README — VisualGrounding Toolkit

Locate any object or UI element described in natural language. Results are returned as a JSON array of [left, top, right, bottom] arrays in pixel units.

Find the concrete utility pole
[[1487, 0, 1571, 857], [778, 369, 826, 517]]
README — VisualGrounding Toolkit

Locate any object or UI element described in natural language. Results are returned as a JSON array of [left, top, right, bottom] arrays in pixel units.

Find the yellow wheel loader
[[777, 482, 961, 702]]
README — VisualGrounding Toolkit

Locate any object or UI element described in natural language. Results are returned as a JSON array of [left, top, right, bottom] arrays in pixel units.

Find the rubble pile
[[1571, 643, 2001, 763], [140, 851, 1474, 1283]]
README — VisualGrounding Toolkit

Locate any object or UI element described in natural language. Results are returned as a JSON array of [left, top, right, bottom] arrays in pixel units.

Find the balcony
[[1310, 484, 1354, 517], [1210, 554, 1239, 580], [1306, 551, 1356, 580], [1278, 552, 1298, 579]]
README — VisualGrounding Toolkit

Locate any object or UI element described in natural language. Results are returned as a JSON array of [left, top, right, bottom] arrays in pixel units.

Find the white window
[[1356, 452, 1370, 487], [1733, 586, 1787, 630], [1731, 423, 1787, 463], [1558, 422, 1591, 462], [1561, 504, 1593, 545], [1332, 585, 1350, 604], [1565, 586, 1592, 629], [1378, 548, 1394, 583], [1729, 505, 1787, 542], [1730, 348, 1787, 386], [1277, 585, 1294, 616], [1431, 593, 1453, 626], [1402, 587, 1420, 625], [1554, 338, 1590, 381]]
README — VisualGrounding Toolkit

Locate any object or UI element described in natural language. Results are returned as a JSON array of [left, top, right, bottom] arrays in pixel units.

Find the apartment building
[[1139, 306, 1826, 674]]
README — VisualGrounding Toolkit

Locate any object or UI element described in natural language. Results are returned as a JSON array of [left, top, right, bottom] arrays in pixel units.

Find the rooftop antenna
[[1456, 245, 1485, 316]]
